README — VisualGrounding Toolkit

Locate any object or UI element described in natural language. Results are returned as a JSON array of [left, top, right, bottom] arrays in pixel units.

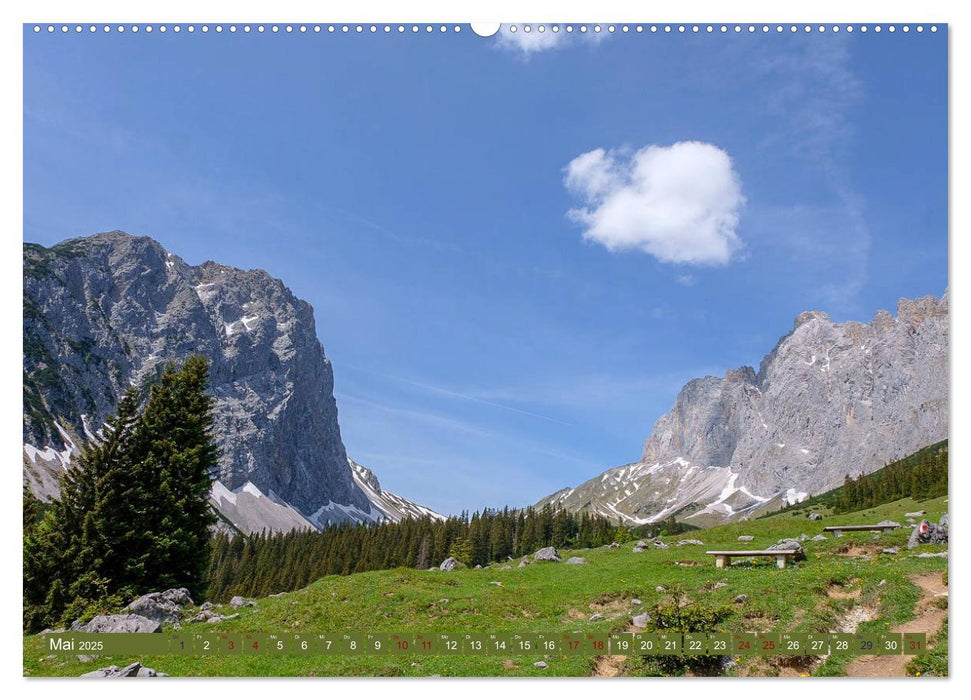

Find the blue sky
[[23, 25, 947, 515]]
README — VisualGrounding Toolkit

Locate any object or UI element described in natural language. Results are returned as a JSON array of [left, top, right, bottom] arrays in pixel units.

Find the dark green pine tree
[[134, 356, 219, 598]]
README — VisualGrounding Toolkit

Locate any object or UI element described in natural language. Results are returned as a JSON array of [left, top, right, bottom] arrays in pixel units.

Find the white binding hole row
[[32, 24, 940, 34]]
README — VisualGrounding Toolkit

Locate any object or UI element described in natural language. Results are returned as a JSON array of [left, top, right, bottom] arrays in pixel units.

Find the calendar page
[[21, 10, 949, 682]]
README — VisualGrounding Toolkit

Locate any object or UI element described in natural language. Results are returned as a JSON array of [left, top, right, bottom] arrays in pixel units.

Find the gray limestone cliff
[[23, 231, 438, 531], [538, 293, 948, 524]]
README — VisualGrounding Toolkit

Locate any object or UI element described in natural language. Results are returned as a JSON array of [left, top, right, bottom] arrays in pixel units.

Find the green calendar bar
[[830, 633, 855, 655], [708, 633, 732, 655], [903, 632, 927, 656], [41, 630, 933, 656], [683, 633, 707, 656], [632, 633, 660, 655], [510, 632, 539, 654], [733, 633, 758, 656], [437, 633, 462, 654], [609, 633, 634, 654], [780, 633, 809, 656], [806, 633, 830, 655], [877, 633, 902, 655], [758, 632, 782, 656]]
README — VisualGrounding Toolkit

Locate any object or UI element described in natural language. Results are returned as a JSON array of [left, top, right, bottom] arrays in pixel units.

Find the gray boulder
[[607, 542, 620, 549], [882, 547, 900, 555], [229, 596, 256, 609], [518, 557, 531, 568], [912, 552, 948, 559], [908, 519, 948, 548], [737, 535, 754, 542], [565, 557, 587, 565], [71, 615, 161, 634], [808, 513, 824, 521], [677, 539, 705, 546], [534, 661, 548, 669], [632, 614, 650, 628], [811, 534, 827, 542], [733, 594, 748, 604], [768, 539, 806, 560], [80, 662, 163, 678], [655, 585, 666, 592], [533, 547, 561, 562], [654, 541, 669, 550], [905, 510, 926, 517], [631, 599, 642, 605], [124, 588, 193, 624], [589, 613, 604, 622], [632, 545, 647, 553], [439, 557, 459, 571]]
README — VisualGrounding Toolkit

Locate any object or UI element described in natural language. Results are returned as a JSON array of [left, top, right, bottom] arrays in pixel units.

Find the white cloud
[[494, 25, 609, 57], [564, 141, 745, 266]]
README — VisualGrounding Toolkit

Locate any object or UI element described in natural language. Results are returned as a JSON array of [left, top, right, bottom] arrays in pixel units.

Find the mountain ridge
[[537, 292, 948, 525], [23, 231, 442, 533]]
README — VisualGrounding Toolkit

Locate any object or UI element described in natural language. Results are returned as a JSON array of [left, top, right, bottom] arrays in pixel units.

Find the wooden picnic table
[[705, 549, 801, 569]]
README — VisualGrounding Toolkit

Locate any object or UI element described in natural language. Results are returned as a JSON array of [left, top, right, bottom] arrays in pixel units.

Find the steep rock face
[[23, 232, 374, 528], [538, 293, 948, 524]]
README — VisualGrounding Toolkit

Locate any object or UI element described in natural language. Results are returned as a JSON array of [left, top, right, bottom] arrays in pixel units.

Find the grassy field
[[23, 495, 948, 678]]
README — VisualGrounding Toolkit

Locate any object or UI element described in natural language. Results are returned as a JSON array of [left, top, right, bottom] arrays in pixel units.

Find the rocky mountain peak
[[23, 232, 439, 533], [543, 292, 948, 526]]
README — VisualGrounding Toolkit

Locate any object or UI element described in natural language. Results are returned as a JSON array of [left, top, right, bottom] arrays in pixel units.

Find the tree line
[[205, 505, 623, 601], [836, 441, 947, 513]]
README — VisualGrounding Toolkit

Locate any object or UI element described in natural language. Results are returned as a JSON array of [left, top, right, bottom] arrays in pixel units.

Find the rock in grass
[[882, 547, 900, 555], [124, 588, 194, 624], [769, 539, 806, 559], [80, 661, 163, 678], [71, 615, 161, 634], [808, 513, 824, 521], [440, 557, 459, 571], [905, 510, 926, 517], [654, 541, 669, 550], [631, 599, 642, 605], [737, 535, 754, 541], [534, 547, 561, 562], [908, 520, 948, 548], [733, 594, 748, 604], [632, 545, 647, 553], [229, 596, 256, 609], [565, 557, 587, 565], [607, 542, 620, 549], [812, 534, 827, 541], [632, 614, 650, 629], [518, 557, 531, 568], [534, 661, 548, 669], [589, 613, 604, 621], [655, 586, 666, 592], [677, 539, 705, 546], [713, 582, 727, 590]]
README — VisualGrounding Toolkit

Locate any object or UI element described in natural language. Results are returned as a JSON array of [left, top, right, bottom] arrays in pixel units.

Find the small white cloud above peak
[[564, 141, 745, 266]]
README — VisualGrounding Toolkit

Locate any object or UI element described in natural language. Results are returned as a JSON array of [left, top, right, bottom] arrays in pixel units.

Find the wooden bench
[[705, 550, 800, 569], [822, 524, 900, 537]]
